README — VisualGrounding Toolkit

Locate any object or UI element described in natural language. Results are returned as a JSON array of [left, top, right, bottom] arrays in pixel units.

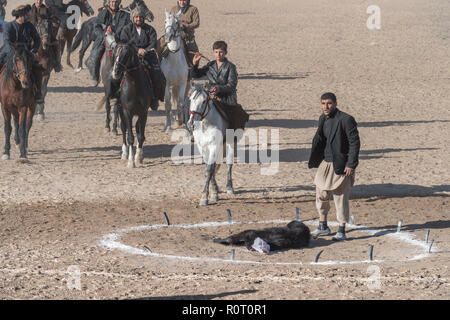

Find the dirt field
[[0, 0, 449, 299]]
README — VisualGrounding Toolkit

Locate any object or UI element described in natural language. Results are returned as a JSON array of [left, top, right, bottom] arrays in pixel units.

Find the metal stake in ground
[[350, 215, 354, 225], [227, 209, 232, 224], [163, 212, 170, 226], [314, 250, 324, 263], [295, 207, 299, 221], [144, 246, 152, 252], [397, 219, 403, 233], [425, 230, 430, 244], [428, 240, 434, 253], [230, 249, 235, 261], [369, 245, 374, 261]]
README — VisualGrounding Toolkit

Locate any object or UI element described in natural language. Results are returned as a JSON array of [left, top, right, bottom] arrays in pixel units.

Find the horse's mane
[[3, 46, 30, 81]]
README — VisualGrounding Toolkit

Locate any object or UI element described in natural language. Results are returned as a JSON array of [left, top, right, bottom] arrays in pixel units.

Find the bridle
[[165, 19, 181, 53], [113, 44, 140, 79], [189, 92, 211, 120]]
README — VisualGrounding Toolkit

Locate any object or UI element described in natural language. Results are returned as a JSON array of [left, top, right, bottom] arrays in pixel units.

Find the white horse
[[187, 84, 236, 206], [161, 10, 189, 132]]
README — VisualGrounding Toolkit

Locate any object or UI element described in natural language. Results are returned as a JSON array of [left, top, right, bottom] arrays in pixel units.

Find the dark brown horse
[[58, 0, 94, 68], [0, 45, 36, 161], [34, 18, 59, 121]]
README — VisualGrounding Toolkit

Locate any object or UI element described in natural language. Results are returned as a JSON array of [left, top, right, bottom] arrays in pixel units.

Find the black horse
[[213, 221, 311, 252], [70, 0, 154, 71], [111, 42, 155, 168]]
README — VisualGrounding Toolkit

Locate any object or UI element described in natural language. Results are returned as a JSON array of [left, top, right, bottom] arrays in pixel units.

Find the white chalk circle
[[99, 219, 436, 266]]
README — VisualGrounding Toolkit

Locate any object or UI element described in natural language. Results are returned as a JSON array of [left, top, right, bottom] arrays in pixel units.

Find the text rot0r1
[[226, 304, 266, 315]]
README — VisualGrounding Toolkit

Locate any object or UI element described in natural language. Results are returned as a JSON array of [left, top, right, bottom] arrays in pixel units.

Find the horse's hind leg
[[76, 39, 90, 71], [25, 106, 35, 150], [105, 98, 112, 132], [124, 112, 135, 168], [2, 109, 12, 160], [134, 113, 147, 167], [13, 116, 19, 149], [225, 142, 235, 194], [200, 163, 215, 206]]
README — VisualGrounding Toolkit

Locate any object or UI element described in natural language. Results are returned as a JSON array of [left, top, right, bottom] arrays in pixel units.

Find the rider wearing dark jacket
[[85, 0, 130, 85], [192, 41, 238, 105], [0, 5, 44, 102], [119, 6, 165, 105]]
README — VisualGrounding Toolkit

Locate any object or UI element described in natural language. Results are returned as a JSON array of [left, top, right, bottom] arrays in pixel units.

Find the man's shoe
[[332, 232, 347, 241], [311, 227, 331, 239]]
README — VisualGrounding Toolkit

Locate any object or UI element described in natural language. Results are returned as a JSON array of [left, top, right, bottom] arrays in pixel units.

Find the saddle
[[212, 99, 249, 131]]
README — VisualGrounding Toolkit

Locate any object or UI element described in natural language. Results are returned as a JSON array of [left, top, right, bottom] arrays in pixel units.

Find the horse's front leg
[[200, 162, 215, 206], [105, 97, 112, 132], [2, 109, 12, 160], [17, 106, 28, 160], [225, 142, 235, 194], [134, 113, 147, 167], [36, 75, 50, 121], [118, 107, 128, 161], [112, 102, 120, 135], [177, 82, 187, 127], [125, 112, 135, 168], [210, 164, 220, 203], [66, 36, 74, 68], [164, 85, 172, 132]]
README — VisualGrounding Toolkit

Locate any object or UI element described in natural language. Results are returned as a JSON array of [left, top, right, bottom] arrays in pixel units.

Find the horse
[[96, 30, 121, 134], [111, 42, 154, 168], [187, 84, 236, 206], [0, 45, 36, 161], [57, 0, 94, 68], [34, 18, 60, 121], [70, 0, 154, 72], [161, 9, 189, 132]]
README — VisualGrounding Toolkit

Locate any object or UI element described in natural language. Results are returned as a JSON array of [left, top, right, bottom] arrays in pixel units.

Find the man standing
[[308, 92, 360, 241], [119, 6, 165, 108], [169, 0, 199, 68]]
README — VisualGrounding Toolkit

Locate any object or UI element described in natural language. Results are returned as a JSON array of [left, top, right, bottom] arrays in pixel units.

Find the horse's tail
[[70, 21, 87, 52], [96, 95, 107, 111]]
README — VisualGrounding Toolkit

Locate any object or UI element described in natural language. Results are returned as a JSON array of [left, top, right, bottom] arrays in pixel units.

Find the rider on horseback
[[85, 0, 130, 86], [165, 0, 200, 69], [0, 5, 45, 103], [192, 41, 237, 105], [0, 0, 6, 21], [119, 6, 165, 108], [30, 0, 63, 72]]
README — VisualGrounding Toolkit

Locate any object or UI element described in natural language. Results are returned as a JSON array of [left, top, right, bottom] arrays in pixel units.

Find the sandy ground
[[0, 0, 449, 299]]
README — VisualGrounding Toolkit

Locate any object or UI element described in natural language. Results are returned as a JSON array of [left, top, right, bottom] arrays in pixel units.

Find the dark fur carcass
[[213, 221, 311, 251]]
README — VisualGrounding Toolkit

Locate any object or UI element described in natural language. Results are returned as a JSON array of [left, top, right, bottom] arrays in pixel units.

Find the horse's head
[[11, 45, 33, 89], [187, 83, 211, 130], [164, 9, 182, 52], [79, 0, 95, 16], [112, 42, 138, 80], [36, 19, 50, 50]]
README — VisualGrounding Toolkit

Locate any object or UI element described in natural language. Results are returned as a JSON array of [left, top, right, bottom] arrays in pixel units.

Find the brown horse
[[0, 45, 36, 161], [58, 0, 94, 68], [34, 19, 59, 121]]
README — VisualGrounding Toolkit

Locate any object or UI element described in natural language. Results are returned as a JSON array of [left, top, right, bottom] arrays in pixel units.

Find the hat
[[130, 6, 146, 20], [12, 4, 31, 17]]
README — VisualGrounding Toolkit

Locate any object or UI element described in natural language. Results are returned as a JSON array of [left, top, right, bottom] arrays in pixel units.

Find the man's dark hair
[[320, 92, 337, 103], [213, 41, 227, 53]]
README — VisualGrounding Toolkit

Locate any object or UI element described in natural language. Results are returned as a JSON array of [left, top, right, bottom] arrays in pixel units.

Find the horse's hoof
[[164, 126, 171, 133], [1, 154, 10, 160], [121, 154, 128, 160], [199, 199, 208, 206], [210, 194, 219, 203], [15, 144, 20, 150], [37, 114, 45, 122], [74, 67, 82, 73], [112, 129, 118, 135], [105, 127, 111, 133], [127, 161, 135, 169], [227, 188, 235, 195]]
